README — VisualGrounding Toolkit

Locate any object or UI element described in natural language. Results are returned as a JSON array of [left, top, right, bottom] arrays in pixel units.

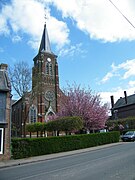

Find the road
[[0, 142, 135, 180]]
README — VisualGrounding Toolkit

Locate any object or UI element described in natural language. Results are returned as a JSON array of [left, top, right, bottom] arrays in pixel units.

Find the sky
[[1, 0, 135, 108]]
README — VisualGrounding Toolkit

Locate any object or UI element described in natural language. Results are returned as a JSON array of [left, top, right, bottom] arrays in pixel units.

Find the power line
[[108, 0, 135, 29]]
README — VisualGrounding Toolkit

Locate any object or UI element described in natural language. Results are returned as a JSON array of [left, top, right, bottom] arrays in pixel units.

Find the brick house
[[12, 23, 65, 137], [110, 91, 135, 119], [0, 64, 11, 160]]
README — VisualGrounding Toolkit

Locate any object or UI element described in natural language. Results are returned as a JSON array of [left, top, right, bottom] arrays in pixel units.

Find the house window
[[29, 106, 37, 123], [0, 128, 4, 154], [0, 93, 6, 123]]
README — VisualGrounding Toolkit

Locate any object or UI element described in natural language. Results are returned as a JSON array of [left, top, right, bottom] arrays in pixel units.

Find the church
[[12, 23, 64, 137]]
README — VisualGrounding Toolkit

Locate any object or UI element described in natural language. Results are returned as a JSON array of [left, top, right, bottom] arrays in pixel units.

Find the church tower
[[32, 24, 60, 122]]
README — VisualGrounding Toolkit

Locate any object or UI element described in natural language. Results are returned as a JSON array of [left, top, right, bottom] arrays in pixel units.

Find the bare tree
[[9, 61, 32, 137], [9, 61, 32, 97]]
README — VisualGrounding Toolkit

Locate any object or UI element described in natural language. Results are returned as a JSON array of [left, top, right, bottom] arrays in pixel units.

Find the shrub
[[46, 116, 83, 135], [11, 131, 120, 159], [107, 117, 135, 133], [26, 122, 47, 137]]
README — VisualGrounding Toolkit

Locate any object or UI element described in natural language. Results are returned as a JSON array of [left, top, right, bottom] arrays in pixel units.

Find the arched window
[[46, 62, 49, 75], [49, 63, 53, 75], [29, 105, 37, 123]]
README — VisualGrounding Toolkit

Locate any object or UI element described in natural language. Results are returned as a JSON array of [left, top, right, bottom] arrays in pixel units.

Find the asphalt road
[[0, 142, 135, 180]]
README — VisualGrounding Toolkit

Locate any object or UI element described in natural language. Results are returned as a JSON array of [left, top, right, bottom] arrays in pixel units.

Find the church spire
[[39, 24, 52, 53]]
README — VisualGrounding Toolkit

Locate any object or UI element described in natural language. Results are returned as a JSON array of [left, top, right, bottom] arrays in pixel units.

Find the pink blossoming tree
[[58, 84, 109, 132]]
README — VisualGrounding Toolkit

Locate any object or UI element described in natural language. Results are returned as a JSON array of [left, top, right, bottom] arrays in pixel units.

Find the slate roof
[[39, 24, 52, 53], [113, 94, 135, 109], [0, 70, 11, 91]]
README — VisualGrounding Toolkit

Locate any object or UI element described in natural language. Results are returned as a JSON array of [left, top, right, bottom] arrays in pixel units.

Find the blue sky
[[1, 0, 135, 107]]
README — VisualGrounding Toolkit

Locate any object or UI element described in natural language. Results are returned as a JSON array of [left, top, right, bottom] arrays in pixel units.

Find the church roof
[[113, 94, 135, 109], [39, 24, 52, 53]]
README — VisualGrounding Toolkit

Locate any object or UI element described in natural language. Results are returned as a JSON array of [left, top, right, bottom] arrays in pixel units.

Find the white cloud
[[0, 0, 70, 49], [128, 80, 135, 87], [12, 35, 22, 43], [51, 0, 135, 42], [1, 0, 135, 51], [100, 59, 135, 84], [0, 14, 9, 35], [1, 0, 135, 50], [58, 43, 87, 58], [100, 87, 135, 105]]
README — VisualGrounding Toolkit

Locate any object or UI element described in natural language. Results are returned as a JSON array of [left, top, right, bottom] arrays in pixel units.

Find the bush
[[46, 116, 83, 134], [11, 131, 120, 159], [107, 117, 135, 130], [26, 122, 47, 137]]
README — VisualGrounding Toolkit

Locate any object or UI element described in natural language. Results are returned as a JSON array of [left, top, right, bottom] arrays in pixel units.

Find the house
[[0, 64, 11, 160], [110, 91, 135, 119], [12, 23, 65, 137]]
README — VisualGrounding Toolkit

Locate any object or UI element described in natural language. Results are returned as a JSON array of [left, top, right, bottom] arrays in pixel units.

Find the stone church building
[[12, 24, 64, 137]]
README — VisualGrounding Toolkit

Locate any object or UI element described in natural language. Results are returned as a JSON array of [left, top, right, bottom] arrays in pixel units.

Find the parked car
[[121, 131, 135, 142]]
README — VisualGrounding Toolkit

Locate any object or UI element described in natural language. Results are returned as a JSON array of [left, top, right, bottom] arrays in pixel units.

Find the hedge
[[107, 117, 135, 130], [11, 131, 120, 159]]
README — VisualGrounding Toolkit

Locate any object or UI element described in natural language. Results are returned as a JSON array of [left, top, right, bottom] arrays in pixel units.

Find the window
[[46, 62, 49, 75], [29, 105, 37, 123], [45, 62, 53, 76], [49, 63, 53, 75], [0, 93, 6, 123], [0, 128, 4, 154]]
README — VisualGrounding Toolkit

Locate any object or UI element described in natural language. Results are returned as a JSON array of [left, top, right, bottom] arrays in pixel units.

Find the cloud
[[51, 0, 135, 42], [100, 86, 135, 105], [0, 0, 70, 49], [1, 0, 135, 51], [12, 35, 22, 43], [128, 80, 135, 87], [58, 43, 87, 58], [100, 59, 135, 84], [0, 14, 9, 35]]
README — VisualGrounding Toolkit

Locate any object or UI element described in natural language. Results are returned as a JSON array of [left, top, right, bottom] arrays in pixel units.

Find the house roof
[[114, 94, 135, 109], [39, 24, 52, 53], [0, 69, 11, 91]]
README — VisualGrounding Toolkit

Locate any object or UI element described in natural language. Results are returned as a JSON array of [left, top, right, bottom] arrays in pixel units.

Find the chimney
[[0, 63, 8, 70], [124, 91, 127, 104], [110, 95, 114, 108]]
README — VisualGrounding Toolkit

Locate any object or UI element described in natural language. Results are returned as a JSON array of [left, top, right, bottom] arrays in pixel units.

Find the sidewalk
[[0, 142, 123, 169]]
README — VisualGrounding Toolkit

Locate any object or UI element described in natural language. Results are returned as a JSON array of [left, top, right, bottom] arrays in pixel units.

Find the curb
[[0, 142, 123, 169]]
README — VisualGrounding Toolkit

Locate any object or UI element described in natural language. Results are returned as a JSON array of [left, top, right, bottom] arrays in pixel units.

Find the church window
[[46, 62, 49, 75], [49, 63, 53, 75], [46, 61, 53, 76], [29, 105, 37, 123]]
